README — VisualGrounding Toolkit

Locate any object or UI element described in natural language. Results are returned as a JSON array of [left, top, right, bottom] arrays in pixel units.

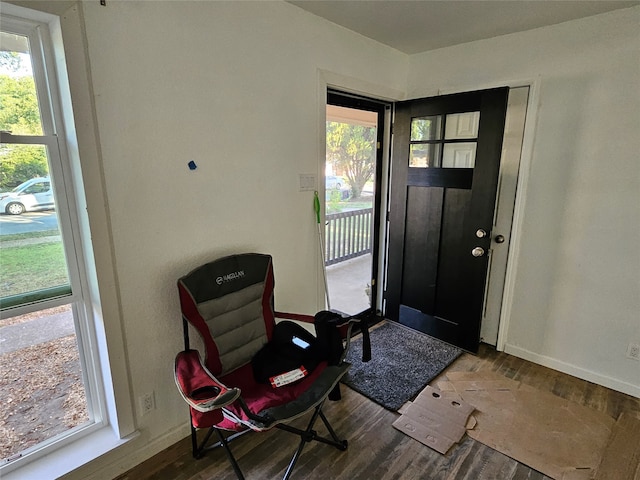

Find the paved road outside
[[0, 310, 74, 355], [0, 211, 58, 235]]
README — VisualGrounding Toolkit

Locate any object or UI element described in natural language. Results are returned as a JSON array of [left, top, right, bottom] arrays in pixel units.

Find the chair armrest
[[174, 350, 241, 412], [274, 311, 316, 324], [315, 310, 374, 363]]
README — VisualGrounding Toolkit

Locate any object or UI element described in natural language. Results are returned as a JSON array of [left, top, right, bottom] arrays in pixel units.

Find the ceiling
[[287, 0, 638, 54]]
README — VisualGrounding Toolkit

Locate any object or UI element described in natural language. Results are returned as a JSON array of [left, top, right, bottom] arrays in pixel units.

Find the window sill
[[1, 426, 138, 480]]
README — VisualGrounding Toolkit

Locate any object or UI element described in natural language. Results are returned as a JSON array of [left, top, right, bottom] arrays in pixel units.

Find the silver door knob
[[476, 229, 487, 238], [472, 247, 485, 257]]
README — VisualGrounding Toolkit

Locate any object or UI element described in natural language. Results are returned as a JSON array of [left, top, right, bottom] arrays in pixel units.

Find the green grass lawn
[[326, 193, 374, 214], [0, 232, 69, 298], [0, 229, 60, 244]]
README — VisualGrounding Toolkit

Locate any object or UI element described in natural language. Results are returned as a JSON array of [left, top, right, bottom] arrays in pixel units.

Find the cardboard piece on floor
[[445, 370, 521, 391], [440, 371, 615, 480], [402, 401, 467, 440], [465, 415, 477, 430], [392, 386, 474, 454], [392, 415, 457, 455], [594, 412, 640, 480], [413, 386, 475, 424]]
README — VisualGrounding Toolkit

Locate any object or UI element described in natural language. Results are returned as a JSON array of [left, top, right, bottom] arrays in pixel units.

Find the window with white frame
[[0, 6, 108, 473]]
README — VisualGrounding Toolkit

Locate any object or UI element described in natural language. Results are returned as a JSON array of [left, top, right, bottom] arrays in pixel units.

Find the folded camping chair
[[174, 253, 371, 480]]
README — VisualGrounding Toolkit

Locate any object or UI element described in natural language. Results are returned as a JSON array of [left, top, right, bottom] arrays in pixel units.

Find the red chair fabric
[[174, 349, 241, 423]]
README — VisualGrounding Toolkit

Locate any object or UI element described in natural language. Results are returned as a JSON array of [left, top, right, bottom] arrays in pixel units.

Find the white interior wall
[[4, 1, 638, 478], [54, 1, 407, 477], [407, 7, 640, 396]]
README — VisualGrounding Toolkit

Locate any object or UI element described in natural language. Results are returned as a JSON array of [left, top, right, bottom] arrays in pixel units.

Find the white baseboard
[[64, 424, 191, 480], [503, 343, 640, 399]]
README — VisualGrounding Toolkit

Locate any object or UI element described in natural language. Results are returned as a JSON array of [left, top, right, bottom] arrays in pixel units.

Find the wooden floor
[[117, 345, 640, 480]]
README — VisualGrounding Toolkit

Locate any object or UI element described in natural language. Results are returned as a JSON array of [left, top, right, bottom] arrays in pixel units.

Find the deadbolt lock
[[476, 229, 487, 238]]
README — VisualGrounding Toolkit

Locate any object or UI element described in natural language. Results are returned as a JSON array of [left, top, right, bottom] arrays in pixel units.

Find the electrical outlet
[[139, 391, 155, 416], [626, 343, 640, 361]]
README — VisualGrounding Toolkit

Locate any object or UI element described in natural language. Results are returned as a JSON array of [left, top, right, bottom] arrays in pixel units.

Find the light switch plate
[[299, 174, 316, 192]]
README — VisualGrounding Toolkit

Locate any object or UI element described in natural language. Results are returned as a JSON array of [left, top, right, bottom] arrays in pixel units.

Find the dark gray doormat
[[342, 321, 463, 411]]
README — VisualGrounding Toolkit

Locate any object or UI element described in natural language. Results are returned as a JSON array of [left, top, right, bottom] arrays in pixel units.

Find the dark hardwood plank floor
[[116, 344, 640, 480]]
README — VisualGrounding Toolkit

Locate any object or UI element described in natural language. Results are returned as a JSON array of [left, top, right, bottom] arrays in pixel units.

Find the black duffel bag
[[252, 320, 322, 387]]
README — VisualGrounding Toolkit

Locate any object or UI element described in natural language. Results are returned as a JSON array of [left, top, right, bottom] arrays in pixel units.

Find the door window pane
[[409, 143, 441, 168], [410, 115, 442, 141], [409, 112, 480, 168], [443, 142, 477, 168], [444, 111, 480, 139]]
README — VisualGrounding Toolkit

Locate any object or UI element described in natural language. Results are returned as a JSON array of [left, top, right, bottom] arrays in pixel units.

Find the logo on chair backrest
[[216, 270, 246, 285]]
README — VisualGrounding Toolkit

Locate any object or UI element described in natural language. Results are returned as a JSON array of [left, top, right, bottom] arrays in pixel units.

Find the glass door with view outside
[[324, 99, 381, 315]]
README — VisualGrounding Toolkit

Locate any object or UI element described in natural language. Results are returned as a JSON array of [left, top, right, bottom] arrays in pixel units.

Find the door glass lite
[[410, 115, 441, 141], [444, 112, 480, 139], [409, 111, 480, 168], [442, 143, 477, 168], [409, 143, 441, 168]]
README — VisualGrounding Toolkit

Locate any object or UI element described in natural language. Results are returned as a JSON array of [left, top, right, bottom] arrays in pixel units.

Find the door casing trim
[[316, 69, 403, 313]]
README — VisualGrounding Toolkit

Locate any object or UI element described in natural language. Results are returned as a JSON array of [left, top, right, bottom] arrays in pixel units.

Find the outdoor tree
[[326, 122, 376, 199], [0, 52, 47, 190]]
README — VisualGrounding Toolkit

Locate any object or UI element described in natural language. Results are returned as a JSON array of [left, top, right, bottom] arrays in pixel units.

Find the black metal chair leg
[[190, 424, 199, 458], [215, 428, 246, 480], [282, 435, 307, 480], [282, 405, 322, 480], [191, 403, 347, 479], [193, 425, 215, 459], [319, 409, 347, 448]]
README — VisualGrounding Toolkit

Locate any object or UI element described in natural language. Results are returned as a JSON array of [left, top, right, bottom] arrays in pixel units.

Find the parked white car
[[0, 177, 55, 215], [326, 175, 343, 189]]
